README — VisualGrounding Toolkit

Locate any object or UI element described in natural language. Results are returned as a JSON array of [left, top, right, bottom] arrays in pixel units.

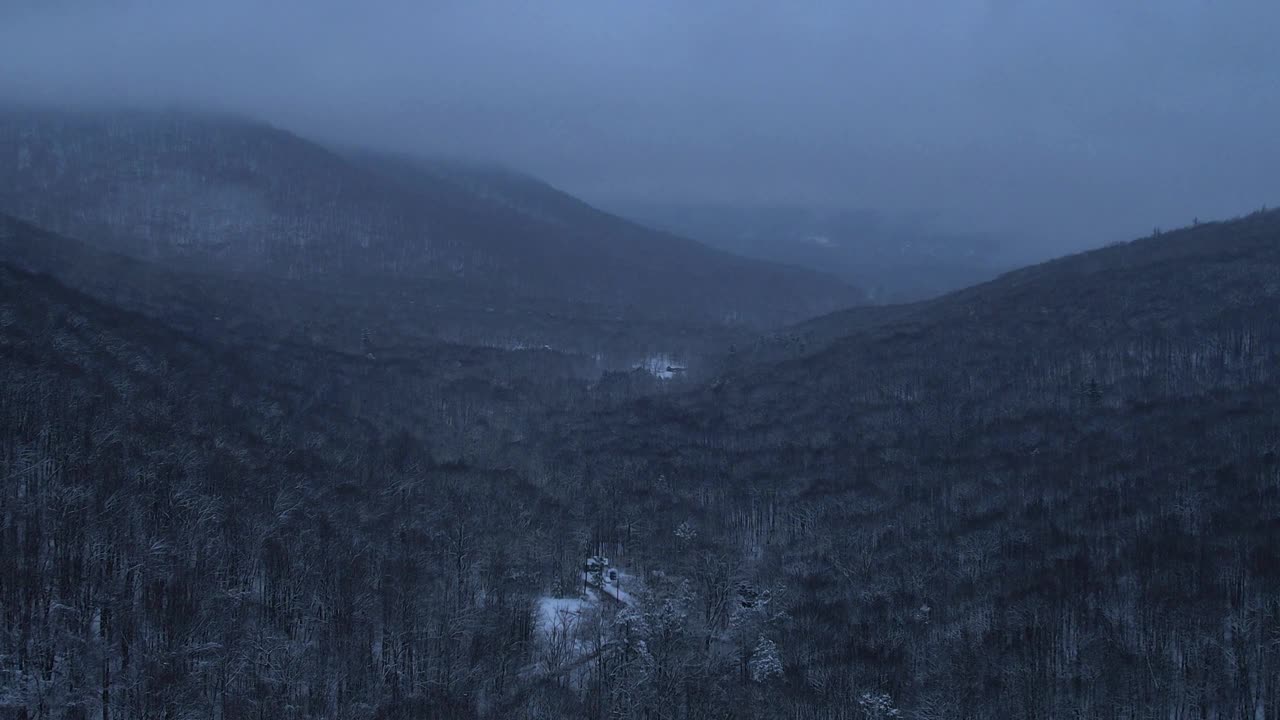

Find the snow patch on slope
[[635, 353, 687, 380]]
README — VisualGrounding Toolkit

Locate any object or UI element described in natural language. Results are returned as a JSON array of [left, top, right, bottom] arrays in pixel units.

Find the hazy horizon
[[3, 1, 1277, 262]]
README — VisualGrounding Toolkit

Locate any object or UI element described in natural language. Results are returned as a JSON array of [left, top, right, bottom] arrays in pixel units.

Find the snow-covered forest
[[3, 183, 1279, 717], [2, 0, 1280, 705]]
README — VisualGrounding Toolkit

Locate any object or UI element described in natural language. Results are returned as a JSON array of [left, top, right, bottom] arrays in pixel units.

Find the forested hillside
[[2, 210, 1278, 718], [555, 209, 1280, 718], [0, 260, 593, 718], [0, 108, 861, 328], [0, 213, 747, 367]]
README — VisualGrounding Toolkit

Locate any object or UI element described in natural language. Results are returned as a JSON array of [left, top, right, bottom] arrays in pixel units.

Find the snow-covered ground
[[635, 353, 686, 380], [534, 568, 637, 637], [527, 566, 643, 688], [536, 594, 593, 636], [499, 339, 555, 351]]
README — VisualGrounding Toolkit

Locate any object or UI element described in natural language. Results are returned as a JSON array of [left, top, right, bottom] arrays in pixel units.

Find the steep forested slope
[[0, 261, 597, 718], [0, 108, 861, 327], [549, 209, 1280, 718], [732, 211, 1280, 371], [0, 212, 746, 365]]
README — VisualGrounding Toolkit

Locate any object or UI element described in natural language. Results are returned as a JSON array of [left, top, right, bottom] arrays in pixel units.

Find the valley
[[0, 107, 1277, 720]]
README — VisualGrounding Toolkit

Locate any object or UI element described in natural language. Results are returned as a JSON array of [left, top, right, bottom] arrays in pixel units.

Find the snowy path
[[595, 577, 635, 607]]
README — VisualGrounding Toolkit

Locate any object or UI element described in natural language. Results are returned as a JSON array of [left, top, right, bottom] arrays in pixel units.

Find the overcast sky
[[2, 0, 1277, 258]]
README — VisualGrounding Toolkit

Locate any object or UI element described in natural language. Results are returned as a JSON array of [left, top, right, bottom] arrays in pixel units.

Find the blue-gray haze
[[2, 0, 1277, 260]]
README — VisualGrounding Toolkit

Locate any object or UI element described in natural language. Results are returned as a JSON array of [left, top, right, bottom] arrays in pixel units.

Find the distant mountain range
[[0, 108, 862, 328], [620, 203, 1011, 302]]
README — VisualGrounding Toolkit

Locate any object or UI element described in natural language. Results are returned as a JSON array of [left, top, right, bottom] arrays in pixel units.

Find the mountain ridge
[[620, 201, 1009, 302], [0, 211, 756, 369], [723, 208, 1280, 372], [0, 106, 863, 328]]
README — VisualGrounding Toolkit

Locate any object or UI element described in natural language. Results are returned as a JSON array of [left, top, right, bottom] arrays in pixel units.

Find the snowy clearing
[[635, 353, 687, 380]]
